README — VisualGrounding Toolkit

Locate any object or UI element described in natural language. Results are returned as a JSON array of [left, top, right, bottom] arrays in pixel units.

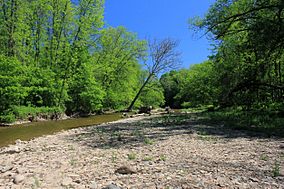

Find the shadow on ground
[[66, 113, 283, 149]]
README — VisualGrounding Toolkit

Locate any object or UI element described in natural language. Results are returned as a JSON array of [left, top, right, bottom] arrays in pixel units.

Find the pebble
[[249, 177, 259, 182], [0, 165, 13, 173], [6, 146, 20, 154], [13, 175, 25, 184], [90, 180, 98, 189], [102, 184, 121, 189], [61, 177, 73, 186], [115, 166, 136, 174]]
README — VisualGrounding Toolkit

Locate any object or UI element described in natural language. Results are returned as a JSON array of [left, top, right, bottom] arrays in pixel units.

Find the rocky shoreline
[[0, 114, 283, 189]]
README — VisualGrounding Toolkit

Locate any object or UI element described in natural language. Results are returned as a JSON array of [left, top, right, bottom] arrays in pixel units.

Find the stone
[[61, 177, 73, 186], [115, 166, 136, 174], [249, 177, 259, 182], [102, 184, 121, 189], [13, 175, 25, 184], [0, 165, 13, 173], [138, 106, 152, 114], [280, 168, 284, 176], [15, 139, 23, 145], [90, 180, 98, 189], [6, 146, 20, 154]]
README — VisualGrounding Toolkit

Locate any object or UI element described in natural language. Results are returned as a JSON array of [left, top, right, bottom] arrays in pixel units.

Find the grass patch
[[159, 154, 166, 161], [272, 161, 280, 177], [32, 176, 40, 189], [111, 152, 117, 163], [144, 137, 154, 145], [260, 154, 269, 161], [69, 158, 77, 166], [198, 108, 284, 137], [127, 152, 136, 160]]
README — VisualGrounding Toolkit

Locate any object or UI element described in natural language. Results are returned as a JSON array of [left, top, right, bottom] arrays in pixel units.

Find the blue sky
[[104, 0, 216, 68]]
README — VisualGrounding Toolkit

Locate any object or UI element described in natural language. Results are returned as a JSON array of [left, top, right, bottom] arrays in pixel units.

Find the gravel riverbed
[[0, 114, 283, 189]]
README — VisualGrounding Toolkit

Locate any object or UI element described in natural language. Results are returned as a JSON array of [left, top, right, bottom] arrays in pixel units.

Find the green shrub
[[127, 153, 136, 160], [11, 106, 64, 121], [0, 111, 16, 123]]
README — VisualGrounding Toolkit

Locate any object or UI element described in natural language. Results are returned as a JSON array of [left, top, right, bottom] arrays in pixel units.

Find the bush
[[0, 55, 28, 113], [0, 111, 16, 123], [11, 106, 64, 121]]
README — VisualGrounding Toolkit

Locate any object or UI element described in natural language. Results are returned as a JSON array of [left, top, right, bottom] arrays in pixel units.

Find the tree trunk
[[127, 74, 152, 111]]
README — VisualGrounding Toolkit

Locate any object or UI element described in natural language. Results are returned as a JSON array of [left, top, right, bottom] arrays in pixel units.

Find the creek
[[0, 113, 122, 147]]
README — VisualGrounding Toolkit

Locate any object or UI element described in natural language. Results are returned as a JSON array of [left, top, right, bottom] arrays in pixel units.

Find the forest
[[0, 0, 283, 188], [0, 0, 283, 129]]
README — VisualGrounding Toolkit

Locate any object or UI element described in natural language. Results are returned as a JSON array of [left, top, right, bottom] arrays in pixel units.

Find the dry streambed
[[0, 114, 283, 189]]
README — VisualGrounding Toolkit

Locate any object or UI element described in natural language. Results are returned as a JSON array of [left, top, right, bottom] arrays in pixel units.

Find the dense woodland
[[0, 0, 283, 125]]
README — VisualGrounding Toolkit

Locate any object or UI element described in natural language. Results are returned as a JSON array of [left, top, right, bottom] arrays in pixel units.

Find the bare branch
[[127, 38, 181, 111], [147, 38, 181, 75]]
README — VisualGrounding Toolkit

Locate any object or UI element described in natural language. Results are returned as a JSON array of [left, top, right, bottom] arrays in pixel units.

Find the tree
[[93, 26, 147, 110], [176, 61, 219, 107], [127, 38, 181, 111], [160, 70, 183, 108], [189, 0, 284, 109], [138, 71, 165, 108], [0, 55, 27, 113]]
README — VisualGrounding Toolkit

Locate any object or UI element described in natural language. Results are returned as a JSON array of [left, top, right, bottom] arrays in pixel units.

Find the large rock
[[138, 106, 152, 114]]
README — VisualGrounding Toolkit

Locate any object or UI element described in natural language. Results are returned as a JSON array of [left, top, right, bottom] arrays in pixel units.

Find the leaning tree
[[127, 38, 181, 111]]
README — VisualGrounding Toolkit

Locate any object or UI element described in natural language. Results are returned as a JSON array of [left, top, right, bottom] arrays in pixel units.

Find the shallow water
[[0, 113, 122, 148]]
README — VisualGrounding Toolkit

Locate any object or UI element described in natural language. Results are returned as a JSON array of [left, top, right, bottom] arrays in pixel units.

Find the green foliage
[[0, 111, 16, 123], [12, 106, 63, 120], [272, 161, 280, 177], [66, 64, 105, 114], [93, 26, 147, 110], [201, 108, 284, 137], [143, 137, 154, 145], [176, 61, 219, 108], [160, 61, 219, 109], [127, 153, 136, 160], [160, 70, 182, 108], [260, 154, 269, 161], [0, 1, 160, 122], [183, 0, 284, 113], [0, 55, 28, 112], [159, 154, 166, 161], [138, 79, 165, 108], [24, 67, 64, 107]]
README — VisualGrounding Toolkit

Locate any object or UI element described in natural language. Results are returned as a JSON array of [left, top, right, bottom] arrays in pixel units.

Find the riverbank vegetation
[[0, 0, 169, 123], [160, 0, 284, 134]]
